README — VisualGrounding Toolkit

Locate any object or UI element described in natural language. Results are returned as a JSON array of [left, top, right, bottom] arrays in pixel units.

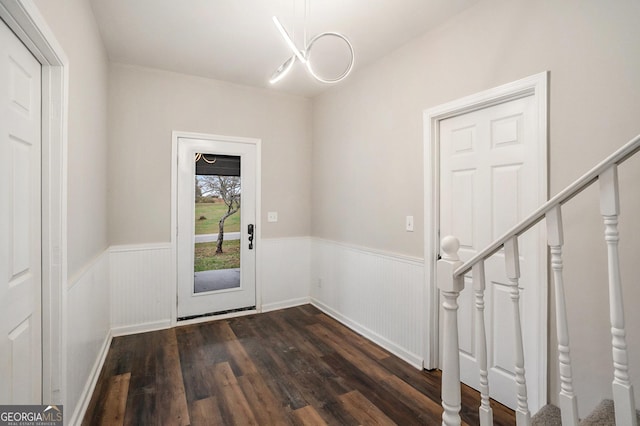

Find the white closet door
[[439, 95, 544, 410], [0, 18, 42, 404]]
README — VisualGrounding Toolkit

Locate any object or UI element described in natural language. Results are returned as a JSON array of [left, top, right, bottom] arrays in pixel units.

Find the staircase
[[438, 134, 640, 425], [532, 400, 640, 425]]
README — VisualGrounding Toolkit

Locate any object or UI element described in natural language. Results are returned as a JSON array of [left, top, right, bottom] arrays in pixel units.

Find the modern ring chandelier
[[269, 4, 354, 85]]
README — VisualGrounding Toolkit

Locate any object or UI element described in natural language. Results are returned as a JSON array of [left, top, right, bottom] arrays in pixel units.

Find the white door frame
[[171, 131, 262, 325], [0, 0, 68, 405], [423, 72, 548, 398]]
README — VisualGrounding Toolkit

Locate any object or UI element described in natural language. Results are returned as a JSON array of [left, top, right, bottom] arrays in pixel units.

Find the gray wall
[[312, 0, 640, 415], [108, 64, 312, 244]]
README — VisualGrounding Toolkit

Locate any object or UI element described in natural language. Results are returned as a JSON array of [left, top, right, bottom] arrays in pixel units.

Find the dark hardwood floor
[[82, 304, 515, 425]]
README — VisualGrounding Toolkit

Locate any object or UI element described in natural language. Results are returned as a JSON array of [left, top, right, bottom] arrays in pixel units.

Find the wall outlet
[[317, 278, 322, 288], [406, 215, 414, 232], [267, 211, 278, 222]]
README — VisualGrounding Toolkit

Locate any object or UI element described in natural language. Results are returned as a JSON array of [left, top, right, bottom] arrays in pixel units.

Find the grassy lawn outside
[[195, 202, 241, 234], [194, 240, 240, 272]]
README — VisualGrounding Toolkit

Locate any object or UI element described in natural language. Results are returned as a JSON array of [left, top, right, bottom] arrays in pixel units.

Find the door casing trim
[[0, 0, 69, 405], [170, 131, 262, 325], [422, 72, 548, 406]]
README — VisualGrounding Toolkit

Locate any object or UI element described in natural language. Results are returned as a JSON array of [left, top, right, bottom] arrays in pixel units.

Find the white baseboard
[[261, 296, 310, 313], [311, 297, 423, 369], [111, 319, 172, 337], [68, 330, 112, 426]]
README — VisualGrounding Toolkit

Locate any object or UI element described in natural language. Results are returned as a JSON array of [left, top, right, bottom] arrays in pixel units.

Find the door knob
[[248, 224, 254, 250]]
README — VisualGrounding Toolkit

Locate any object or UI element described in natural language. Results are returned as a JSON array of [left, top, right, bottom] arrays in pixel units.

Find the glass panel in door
[[193, 153, 242, 294]]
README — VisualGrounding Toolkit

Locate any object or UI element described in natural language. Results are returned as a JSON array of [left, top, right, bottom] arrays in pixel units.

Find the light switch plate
[[406, 215, 414, 232], [267, 211, 278, 223]]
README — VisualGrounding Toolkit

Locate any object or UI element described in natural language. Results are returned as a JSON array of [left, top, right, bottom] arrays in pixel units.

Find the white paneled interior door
[[439, 95, 545, 410], [0, 18, 42, 403]]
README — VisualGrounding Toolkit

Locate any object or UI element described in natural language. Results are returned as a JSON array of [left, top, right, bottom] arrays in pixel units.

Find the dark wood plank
[[99, 372, 130, 426], [258, 324, 357, 424], [307, 323, 392, 382], [381, 355, 443, 401], [217, 321, 259, 375], [188, 396, 224, 426], [231, 313, 318, 411], [315, 313, 391, 360], [211, 362, 258, 425], [338, 390, 395, 426], [381, 374, 443, 424], [154, 331, 190, 425], [122, 387, 156, 426], [83, 305, 516, 425], [175, 325, 217, 403], [241, 312, 358, 424], [292, 405, 328, 426], [238, 373, 293, 425], [320, 351, 429, 425]]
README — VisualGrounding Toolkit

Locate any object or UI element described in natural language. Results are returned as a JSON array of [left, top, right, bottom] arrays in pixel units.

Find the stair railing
[[439, 133, 640, 426]]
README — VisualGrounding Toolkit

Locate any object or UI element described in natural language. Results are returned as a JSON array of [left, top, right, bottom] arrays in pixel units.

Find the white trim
[[261, 297, 310, 313], [67, 249, 109, 289], [111, 320, 172, 337], [423, 72, 548, 403], [171, 131, 262, 325], [312, 237, 424, 266], [110, 242, 172, 253], [175, 310, 259, 327], [311, 298, 423, 369], [0, 0, 68, 405], [67, 331, 112, 426]]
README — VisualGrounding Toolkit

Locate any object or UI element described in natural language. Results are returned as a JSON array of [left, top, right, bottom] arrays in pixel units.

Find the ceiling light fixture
[[269, 4, 354, 85], [272, 16, 307, 64], [269, 55, 297, 84], [304, 31, 354, 84]]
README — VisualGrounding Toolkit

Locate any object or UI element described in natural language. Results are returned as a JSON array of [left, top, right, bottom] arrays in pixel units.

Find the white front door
[[177, 136, 257, 320], [439, 95, 545, 411], [0, 18, 42, 403]]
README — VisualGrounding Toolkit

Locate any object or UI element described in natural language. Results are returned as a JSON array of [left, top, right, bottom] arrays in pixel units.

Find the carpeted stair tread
[[532, 404, 561, 425], [580, 399, 640, 426], [532, 399, 640, 425]]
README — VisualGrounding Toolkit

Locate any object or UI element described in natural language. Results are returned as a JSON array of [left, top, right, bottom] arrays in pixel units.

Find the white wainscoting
[[310, 238, 425, 368], [66, 250, 111, 425], [110, 244, 173, 336], [260, 237, 311, 312]]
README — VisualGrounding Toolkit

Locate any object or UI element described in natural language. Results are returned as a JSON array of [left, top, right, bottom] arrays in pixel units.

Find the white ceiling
[[89, 0, 479, 97]]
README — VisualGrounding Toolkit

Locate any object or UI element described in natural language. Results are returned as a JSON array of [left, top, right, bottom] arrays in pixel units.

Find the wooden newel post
[[438, 236, 464, 426]]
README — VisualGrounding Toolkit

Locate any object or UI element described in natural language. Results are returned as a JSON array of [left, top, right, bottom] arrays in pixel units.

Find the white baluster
[[504, 237, 531, 426], [546, 206, 579, 425], [599, 165, 638, 426], [472, 262, 493, 426], [438, 236, 464, 426]]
